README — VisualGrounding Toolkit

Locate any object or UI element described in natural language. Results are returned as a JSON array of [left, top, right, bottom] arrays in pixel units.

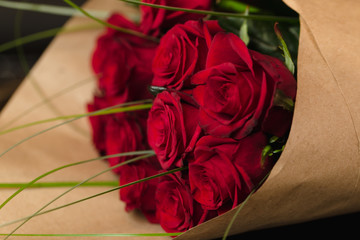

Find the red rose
[[92, 13, 157, 100], [151, 20, 223, 90], [88, 13, 158, 170], [155, 173, 210, 233], [87, 96, 109, 154], [119, 159, 160, 223], [189, 132, 272, 213], [147, 90, 201, 169], [105, 114, 147, 174], [192, 32, 296, 139], [140, 0, 213, 36]]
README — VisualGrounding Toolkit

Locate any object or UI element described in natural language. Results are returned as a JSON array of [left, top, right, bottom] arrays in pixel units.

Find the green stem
[[0, 150, 154, 210], [0, 233, 182, 237], [0, 0, 109, 18], [0, 181, 119, 188], [13, 9, 88, 137], [3, 153, 156, 239], [119, 0, 299, 22], [0, 23, 101, 53], [63, 0, 159, 42], [0, 76, 94, 131], [0, 101, 152, 159], [217, 0, 260, 13], [1, 166, 186, 237]]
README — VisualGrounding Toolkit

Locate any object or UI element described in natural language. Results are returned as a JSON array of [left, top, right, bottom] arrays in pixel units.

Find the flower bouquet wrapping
[[0, 0, 359, 239]]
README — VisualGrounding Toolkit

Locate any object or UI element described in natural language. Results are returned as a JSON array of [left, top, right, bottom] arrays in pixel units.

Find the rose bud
[[192, 32, 297, 139], [189, 132, 272, 213], [151, 20, 223, 90], [147, 90, 201, 170], [140, 0, 213, 37]]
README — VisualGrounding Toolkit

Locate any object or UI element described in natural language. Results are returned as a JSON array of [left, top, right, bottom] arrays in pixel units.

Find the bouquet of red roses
[[1, 0, 360, 239], [87, 0, 297, 235]]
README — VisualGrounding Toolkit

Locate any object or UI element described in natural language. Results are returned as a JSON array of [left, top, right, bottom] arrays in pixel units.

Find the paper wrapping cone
[[176, 0, 360, 238], [0, 0, 359, 239]]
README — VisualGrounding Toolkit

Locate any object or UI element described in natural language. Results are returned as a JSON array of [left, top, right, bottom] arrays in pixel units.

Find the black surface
[[0, 1, 359, 239]]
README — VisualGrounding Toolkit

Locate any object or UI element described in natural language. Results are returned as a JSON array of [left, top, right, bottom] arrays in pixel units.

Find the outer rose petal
[[151, 20, 223, 90], [140, 0, 213, 36], [189, 132, 272, 213], [105, 114, 145, 174], [155, 173, 209, 233], [206, 32, 253, 72], [119, 160, 160, 223], [147, 91, 200, 169], [192, 31, 296, 139]]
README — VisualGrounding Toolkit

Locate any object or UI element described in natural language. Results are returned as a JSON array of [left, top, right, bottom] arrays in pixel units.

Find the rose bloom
[[88, 12, 158, 172], [189, 132, 272, 213], [140, 0, 213, 36], [92, 13, 157, 101], [104, 113, 147, 174], [192, 31, 297, 139], [155, 173, 214, 233], [147, 90, 201, 169], [87, 95, 111, 154], [119, 159, 160, 223], [151, 20, 223, 90]]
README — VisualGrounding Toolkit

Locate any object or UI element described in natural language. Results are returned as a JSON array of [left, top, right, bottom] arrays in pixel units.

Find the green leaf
[[274, 22, 295, 74], [239, 6, 250, 45], [269, 136, 279, 144], [217, 16, 299, 67], [261, 145, 272, 166], [273, 89, 295, 112]]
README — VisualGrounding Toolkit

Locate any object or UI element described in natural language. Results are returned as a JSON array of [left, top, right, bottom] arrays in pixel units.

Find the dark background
[[0, 0, 359, 239]]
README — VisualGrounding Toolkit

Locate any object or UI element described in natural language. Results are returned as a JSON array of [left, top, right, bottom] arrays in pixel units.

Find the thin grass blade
[[0, 0, 109, 18], [0, 232, 182, 237], [2, 153, 156, 239], [0, 76, 94, 131], [119, 0, 299, 22], [0, 150, 154, 210], [0, 101, 152, 158], [64, 0, 158, 42]]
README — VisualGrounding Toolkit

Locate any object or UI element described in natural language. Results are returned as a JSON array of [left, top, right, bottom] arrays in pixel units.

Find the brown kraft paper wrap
[[0, 0, 359, 239]]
